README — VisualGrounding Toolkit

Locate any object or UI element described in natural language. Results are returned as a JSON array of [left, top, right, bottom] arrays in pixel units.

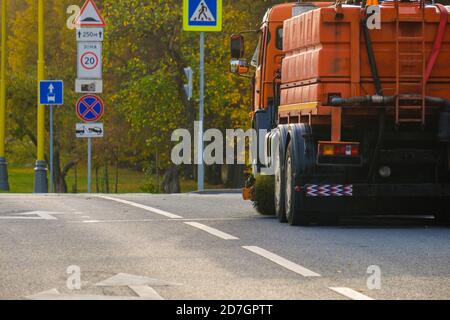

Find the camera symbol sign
[[76, 94, 104, 122]]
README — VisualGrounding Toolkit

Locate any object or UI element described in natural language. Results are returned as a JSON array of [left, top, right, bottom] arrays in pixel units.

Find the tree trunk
[[162, 165, 181, 194]]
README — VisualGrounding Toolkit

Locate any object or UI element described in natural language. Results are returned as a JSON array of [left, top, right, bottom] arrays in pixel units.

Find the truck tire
[[436, 200, 450, 226], [285, 141, 311, 226], [274, 126, 289, 223], [284, 124, 317, 226], [274, 150, 287, 223]]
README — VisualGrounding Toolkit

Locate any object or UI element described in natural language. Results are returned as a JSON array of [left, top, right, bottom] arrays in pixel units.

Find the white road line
[[129, 285, 163, 300], [184, 222, 239, 240], [329, 287, 375, 300], [242, 246, 321, 277], [68, 217, 256, 224], [96, 195, 183, 219]]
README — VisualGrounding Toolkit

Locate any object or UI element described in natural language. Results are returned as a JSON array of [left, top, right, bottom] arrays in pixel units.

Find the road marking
[[95, 273, 181, 287], [69, 217, 258, 224], [242, 246, 321, 277], [0, 211, 63, 220], [184, 222, 239, 240], [96, 195, 183, 219], [129, 285, 163, 300], [26, 291, 144, 300], [329, 287, 374, 300]]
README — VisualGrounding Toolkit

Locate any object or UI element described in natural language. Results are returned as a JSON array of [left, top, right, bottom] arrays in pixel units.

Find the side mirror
[[230, 59, 249, 75], [230, 34, 244, 59]]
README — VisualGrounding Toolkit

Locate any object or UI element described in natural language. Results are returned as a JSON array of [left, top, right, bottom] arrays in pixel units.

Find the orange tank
[[280, 2, 450, 107]]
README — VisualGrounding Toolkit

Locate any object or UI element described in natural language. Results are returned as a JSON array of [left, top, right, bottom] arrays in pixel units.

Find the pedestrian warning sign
[[183, 0, 222, 32], [190, 0, 216, 22]]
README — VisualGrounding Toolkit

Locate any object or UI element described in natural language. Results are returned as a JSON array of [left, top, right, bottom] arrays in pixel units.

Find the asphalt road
[[0, 193, 448, 300]]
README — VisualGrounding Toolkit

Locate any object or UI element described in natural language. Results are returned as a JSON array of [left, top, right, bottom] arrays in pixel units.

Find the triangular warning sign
[[190, 0, 215, 22], [76, 0, 106, 27]]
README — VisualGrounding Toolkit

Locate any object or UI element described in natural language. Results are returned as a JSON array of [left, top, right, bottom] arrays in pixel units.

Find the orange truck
[[230, 0, 450, 225]]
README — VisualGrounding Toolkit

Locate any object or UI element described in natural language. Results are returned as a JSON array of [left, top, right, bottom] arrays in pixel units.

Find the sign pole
[[0, 0, 9, 191], [87, 137, 92, 193], [49, 105, 54, 193], [198, 32, 205, 192], [34, 0, 48, 193]]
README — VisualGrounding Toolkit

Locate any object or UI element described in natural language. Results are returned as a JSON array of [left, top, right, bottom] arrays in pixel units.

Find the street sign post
[[183, 0, 222, 191], [39, 80, 64, 193], [75, 0, 105, 194], [76, 123, 104, 138], [77, 42, 102, 79]]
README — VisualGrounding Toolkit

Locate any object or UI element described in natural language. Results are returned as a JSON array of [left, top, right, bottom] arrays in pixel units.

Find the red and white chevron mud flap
[[305, 185, 353, 197]]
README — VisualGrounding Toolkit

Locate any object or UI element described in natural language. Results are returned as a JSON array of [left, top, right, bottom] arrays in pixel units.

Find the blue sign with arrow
[[39, 80, 64, 105]]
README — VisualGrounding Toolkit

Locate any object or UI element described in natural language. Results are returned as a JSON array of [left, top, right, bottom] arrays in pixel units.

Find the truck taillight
[[318, 142, 360, 157]]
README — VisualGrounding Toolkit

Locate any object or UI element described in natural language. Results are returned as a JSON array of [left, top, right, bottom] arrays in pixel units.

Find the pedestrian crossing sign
[[183, 0, 222, 32]]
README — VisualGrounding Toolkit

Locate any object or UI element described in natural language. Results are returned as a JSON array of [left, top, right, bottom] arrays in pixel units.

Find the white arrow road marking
[[26, 273, 180, 300], [184, 222, 239, 240], [128, 286, 163, 300], [96, 195, 183, 219], [329, 287, 375, 300], [94, 273, 181, 287], [242, 246, 321, 277], [0, 211, 64, 220]]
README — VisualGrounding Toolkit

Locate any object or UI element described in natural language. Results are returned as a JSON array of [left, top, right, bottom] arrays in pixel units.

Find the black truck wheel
[[274, 152, 287, 223], [285, 141, 309, 225], [436, 200, 450, 226], [284, 124, 316, 226]]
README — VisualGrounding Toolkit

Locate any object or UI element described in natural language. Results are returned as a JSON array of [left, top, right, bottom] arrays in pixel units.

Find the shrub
[[251, 175, 275, 216]]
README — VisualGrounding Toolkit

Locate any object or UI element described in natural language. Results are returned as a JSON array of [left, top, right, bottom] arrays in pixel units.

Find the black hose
[[362, 15, 385, 182], [330, 95, 450, 107]]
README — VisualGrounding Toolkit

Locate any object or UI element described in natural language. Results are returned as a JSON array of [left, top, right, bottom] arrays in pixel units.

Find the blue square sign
[[39, 80, 64, 106], [183, 0, 222, 32]]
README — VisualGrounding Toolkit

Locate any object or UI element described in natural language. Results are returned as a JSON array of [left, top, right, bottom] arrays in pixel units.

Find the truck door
[[252, 27, 267, 111]]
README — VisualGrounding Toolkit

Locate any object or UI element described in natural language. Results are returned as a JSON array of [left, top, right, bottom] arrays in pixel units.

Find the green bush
[[252, 175, 276, 216]]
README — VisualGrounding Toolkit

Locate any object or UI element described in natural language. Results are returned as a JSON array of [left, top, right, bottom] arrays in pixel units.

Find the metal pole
[[198, 32, 205, 192], [34, 0, 48, 193], [49, 105, 53, 193], [87, 137, 92, 193], [0, 0, 9, 191]]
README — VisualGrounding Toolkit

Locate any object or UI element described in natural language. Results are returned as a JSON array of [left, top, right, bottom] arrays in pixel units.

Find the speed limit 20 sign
[[77, 42, 102, 79]]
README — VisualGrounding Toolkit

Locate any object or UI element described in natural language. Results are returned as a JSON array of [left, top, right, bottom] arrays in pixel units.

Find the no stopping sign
[[76, 94, 104, 122]]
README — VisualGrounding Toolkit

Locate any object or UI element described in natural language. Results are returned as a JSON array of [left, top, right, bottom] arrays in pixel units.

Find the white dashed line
[[242, 246, 321, 277], [184, 222, 239, 240], [329, 287, 374, 300], [96, 195, 183, 219]]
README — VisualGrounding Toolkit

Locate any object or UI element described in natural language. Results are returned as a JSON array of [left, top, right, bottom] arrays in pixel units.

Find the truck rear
[[230, 1, 450, 225]]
